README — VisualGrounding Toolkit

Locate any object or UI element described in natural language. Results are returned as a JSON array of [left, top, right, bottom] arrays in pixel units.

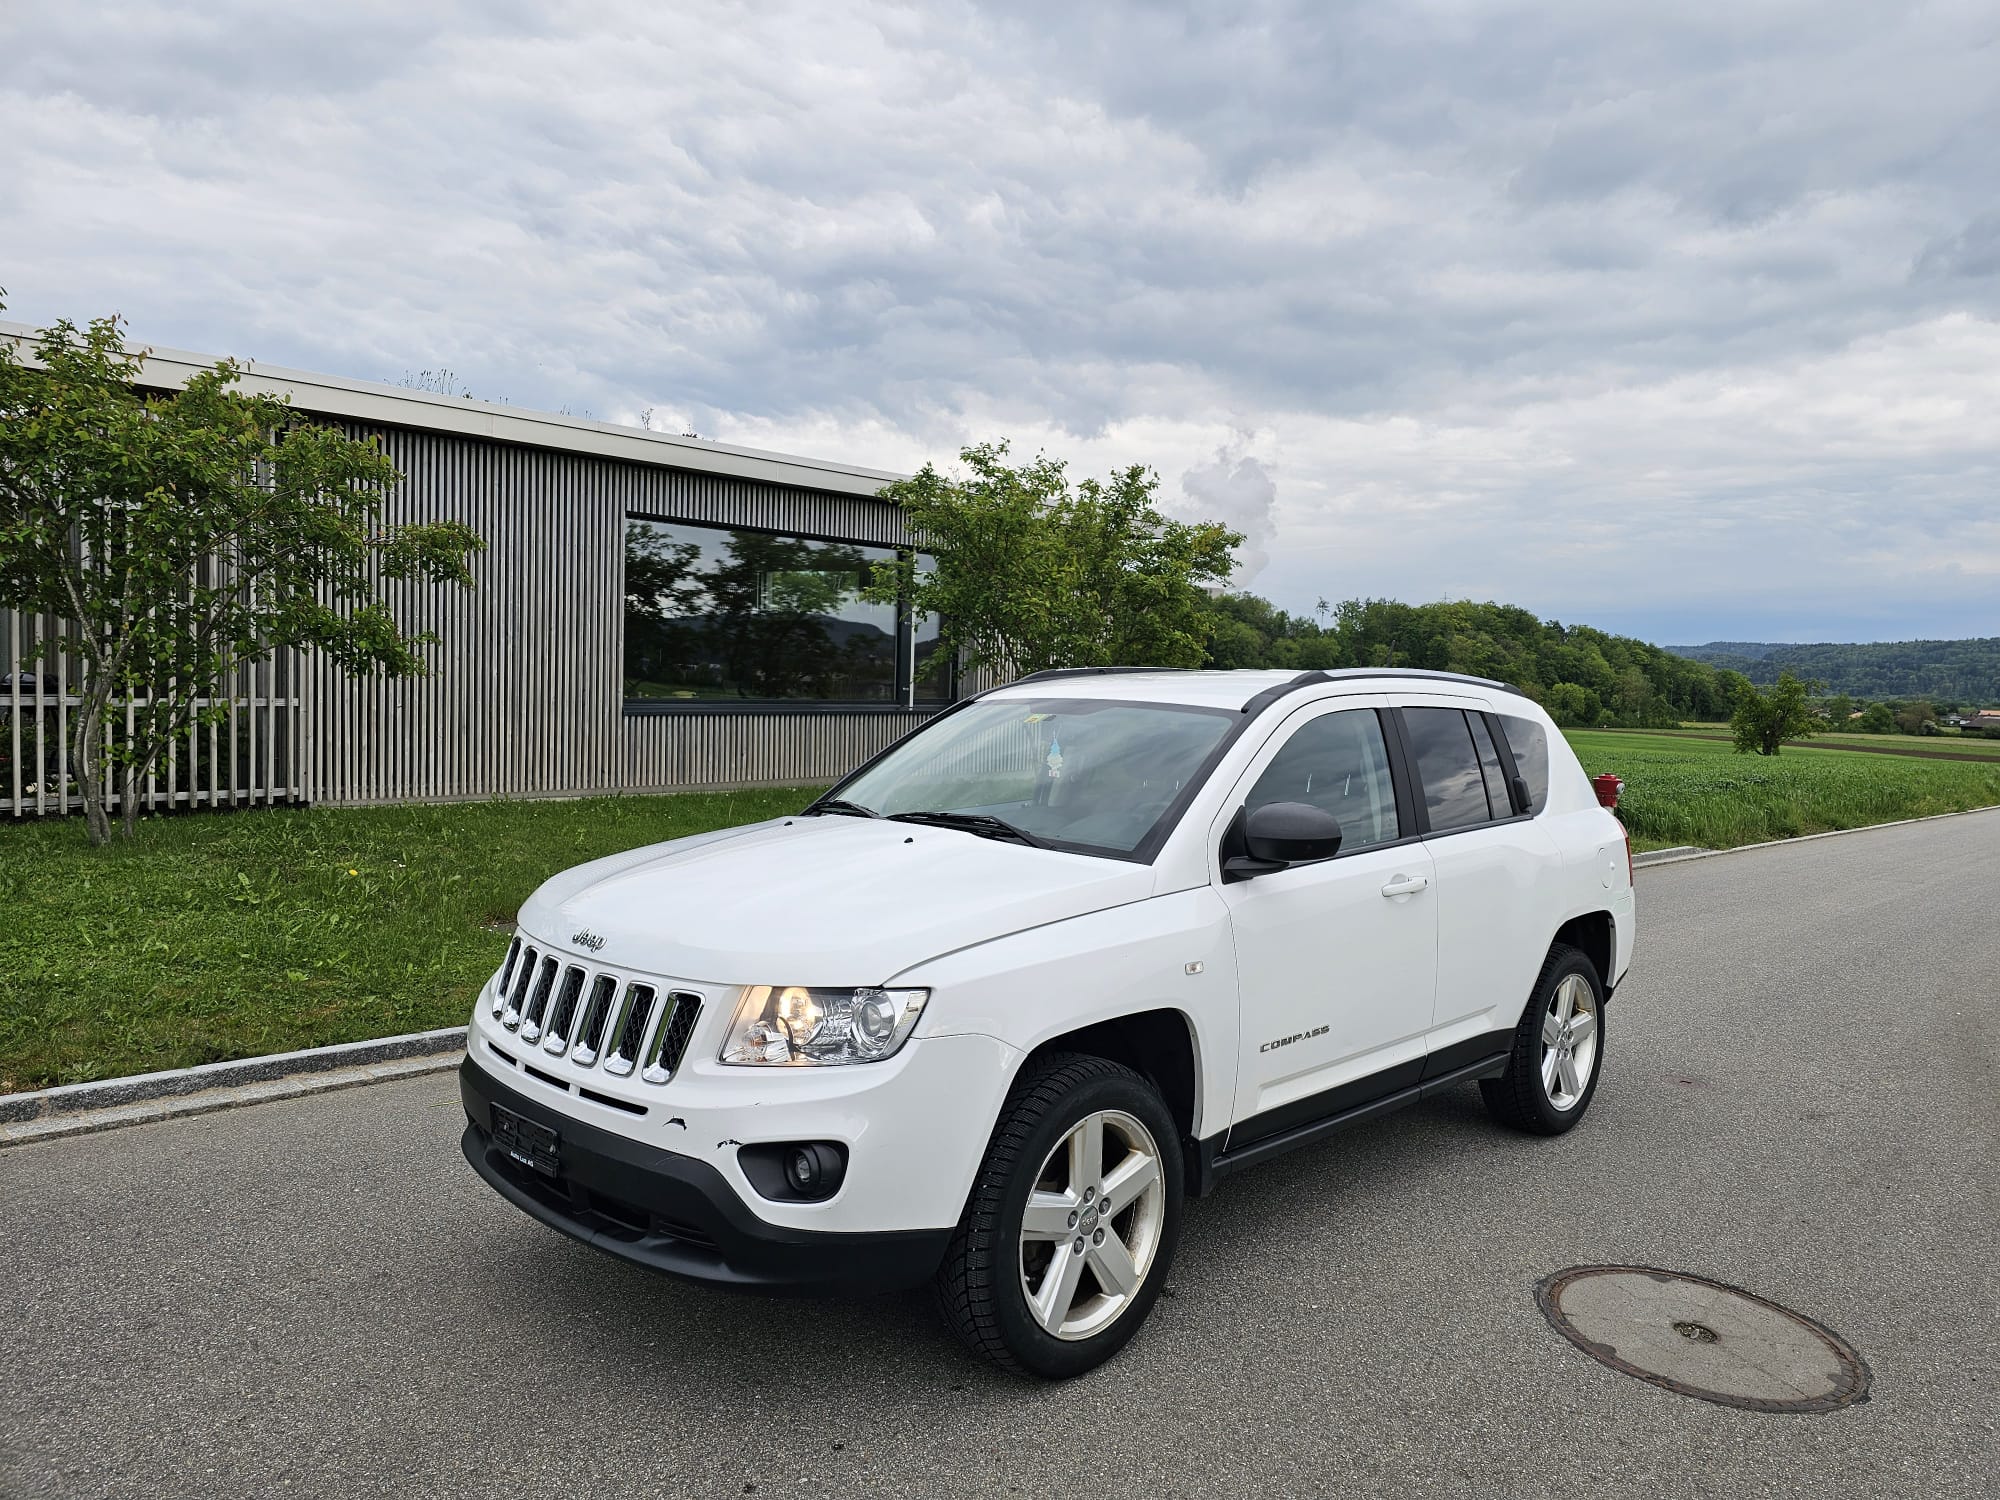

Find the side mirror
[[1226, 801, 1343, 880]]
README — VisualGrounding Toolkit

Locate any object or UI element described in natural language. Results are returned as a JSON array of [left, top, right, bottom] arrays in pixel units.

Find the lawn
[[0, 788, 820, 1092], [1567, 730, 2000, 851]]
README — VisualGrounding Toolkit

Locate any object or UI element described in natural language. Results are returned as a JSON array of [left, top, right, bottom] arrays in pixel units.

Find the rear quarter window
[[1498, 713, 1551, 814]]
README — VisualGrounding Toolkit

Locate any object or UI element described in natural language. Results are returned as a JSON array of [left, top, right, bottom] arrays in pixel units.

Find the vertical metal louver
[[602, 985, 657, 1077], [641, 993, 704, 1084], [518, 957, 559, 1043], [501, 947, 538, 1029], [541, 966, 586, 1055], [571, 975, 618, 1066]]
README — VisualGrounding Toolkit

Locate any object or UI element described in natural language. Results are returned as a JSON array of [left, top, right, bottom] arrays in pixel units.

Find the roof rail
[[1009, 666, 1193, 685], [1238, 666, 1522, 716]]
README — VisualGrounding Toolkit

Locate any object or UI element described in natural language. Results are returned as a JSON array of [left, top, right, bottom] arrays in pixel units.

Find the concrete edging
[[0, 1025, 466, 1127]]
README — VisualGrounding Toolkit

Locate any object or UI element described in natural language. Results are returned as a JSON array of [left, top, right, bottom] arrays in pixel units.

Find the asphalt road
[[4, 812, 1997, 1500]]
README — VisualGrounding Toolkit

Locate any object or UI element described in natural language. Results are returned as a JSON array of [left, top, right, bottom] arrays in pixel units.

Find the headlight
[[720, 986, 929, 1066]]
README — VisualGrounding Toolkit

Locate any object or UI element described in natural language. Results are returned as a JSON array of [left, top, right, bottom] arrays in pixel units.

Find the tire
[[1480, 943, 1606, 1135], [935, 1052, 1184, 1379]]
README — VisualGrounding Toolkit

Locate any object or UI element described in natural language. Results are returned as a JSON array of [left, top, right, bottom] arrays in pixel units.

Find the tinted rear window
[[1402, 708, 1491, 832], [1497, 713, 1550, 814]]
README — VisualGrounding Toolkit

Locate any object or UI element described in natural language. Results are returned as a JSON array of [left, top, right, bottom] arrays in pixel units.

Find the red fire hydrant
[[1592, 773, 1623, 809]]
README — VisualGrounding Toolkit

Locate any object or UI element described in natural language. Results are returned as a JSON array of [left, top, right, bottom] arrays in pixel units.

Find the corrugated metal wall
[[303, 423, 934, 807]]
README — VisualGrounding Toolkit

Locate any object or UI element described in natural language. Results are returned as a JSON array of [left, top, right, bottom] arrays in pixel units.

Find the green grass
[[0, 788, 821, 1093], [1567, 730, 2000, 851], [1609, 725, 2000, 759]]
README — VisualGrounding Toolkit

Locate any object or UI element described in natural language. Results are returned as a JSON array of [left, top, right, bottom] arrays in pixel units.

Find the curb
[[1631, 803, 2000, 870], [0, 1052, 461, 1149], [0, 1025, 466, 1126]]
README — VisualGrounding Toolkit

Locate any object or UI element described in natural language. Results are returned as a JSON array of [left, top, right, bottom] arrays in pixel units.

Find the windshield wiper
[[885, 811, 1046, 848], [804, 797, 878, 818]]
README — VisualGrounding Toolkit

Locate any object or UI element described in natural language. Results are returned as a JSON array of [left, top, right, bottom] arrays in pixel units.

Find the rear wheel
[[935, 1053, 1183, 1378], [1480, 943, 1604, 1134]]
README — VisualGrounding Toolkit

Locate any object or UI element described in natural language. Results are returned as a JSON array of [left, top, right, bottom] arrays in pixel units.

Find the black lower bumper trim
[[458, 1058, 949, 1293]]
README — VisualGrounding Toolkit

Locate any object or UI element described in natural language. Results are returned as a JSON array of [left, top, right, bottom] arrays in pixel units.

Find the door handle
[[1380, 874, 1430, 898]]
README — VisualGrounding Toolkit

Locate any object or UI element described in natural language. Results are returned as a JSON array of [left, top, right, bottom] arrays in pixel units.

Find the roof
[[983, 667, 1521, 713], [0, 320, 906, 500]]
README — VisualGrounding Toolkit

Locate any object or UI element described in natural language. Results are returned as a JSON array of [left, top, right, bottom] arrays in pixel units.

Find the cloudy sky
[[4, 1, 1996, 645]]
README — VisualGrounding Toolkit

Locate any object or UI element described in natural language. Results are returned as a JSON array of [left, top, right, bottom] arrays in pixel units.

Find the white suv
[[460, 668, 1634, 1376]]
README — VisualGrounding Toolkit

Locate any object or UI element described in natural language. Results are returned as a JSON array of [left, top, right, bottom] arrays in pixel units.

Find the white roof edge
[[0, 321, 907, 500]]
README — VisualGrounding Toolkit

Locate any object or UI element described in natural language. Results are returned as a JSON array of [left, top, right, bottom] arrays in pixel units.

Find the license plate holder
[[491, 1102, 561, 1177]]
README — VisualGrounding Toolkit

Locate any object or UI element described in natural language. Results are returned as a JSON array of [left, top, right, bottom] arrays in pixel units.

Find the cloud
[[2, 0, 1996, 642], [1179, 447, 1278, 586]]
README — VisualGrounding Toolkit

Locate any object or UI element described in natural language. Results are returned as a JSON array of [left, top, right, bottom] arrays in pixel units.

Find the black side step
[[1193, 1052, 1509, 1194]]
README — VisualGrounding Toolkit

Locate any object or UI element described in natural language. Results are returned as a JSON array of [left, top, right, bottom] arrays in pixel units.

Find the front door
[[1215, 700, 1438, 1149]]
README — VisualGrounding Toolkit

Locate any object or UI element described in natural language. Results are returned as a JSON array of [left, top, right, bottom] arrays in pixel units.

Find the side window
[[1466, 713, 1514, 816], [1401, 707, 1492, 832], [1497, 713, 1550, 814], [1244, 708, 1400, 851]]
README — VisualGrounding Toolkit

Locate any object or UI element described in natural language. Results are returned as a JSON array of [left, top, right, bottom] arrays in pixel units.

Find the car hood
[[515, 815, 1157, 986]]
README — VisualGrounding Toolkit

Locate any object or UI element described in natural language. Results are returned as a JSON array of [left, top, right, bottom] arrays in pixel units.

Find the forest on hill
[[1199, 596, 1746, 726], [1671, 639, 2000, 705]]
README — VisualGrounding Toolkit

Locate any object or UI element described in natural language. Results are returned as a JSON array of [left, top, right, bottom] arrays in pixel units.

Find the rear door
[[1391, 696, 1559, 1074], [1214, 698, 1439, 1148]]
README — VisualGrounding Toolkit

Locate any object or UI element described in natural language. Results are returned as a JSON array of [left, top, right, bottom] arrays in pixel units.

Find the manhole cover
[[1536, 1266, 1870, 1413]]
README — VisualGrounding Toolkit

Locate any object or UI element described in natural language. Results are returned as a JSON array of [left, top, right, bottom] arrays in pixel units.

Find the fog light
[[785, 1142, 847, 1199]]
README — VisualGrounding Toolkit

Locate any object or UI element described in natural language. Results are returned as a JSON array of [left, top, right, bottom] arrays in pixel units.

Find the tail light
[[1623, 827, 1633, 885], [1592, 773, 1623, 809]]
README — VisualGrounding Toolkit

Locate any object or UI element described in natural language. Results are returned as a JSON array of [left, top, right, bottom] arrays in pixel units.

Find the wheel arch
[[1010, 1008, 1202, 1154], [1552, 910, 1615, 997]]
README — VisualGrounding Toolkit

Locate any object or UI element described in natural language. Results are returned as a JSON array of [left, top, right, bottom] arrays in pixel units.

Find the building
[[2, 326, 959, 819]]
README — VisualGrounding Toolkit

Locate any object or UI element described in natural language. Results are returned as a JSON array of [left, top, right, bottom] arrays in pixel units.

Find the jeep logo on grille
[[570, 929, 606, 953]]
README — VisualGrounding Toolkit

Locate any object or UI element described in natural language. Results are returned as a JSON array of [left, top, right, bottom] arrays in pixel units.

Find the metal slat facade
[[300, 421, 932, 808], [1, 325, 958, 820]]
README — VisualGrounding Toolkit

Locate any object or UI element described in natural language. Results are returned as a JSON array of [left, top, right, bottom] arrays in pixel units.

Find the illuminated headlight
[[720, 986, 929, 1066]]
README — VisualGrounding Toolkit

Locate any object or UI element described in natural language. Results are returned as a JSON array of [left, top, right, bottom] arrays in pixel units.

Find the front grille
[[497, 951, 702, 1089]]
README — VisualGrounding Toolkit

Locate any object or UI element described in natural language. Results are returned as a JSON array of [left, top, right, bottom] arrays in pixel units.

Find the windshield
[[829, 696, 1236, 857]]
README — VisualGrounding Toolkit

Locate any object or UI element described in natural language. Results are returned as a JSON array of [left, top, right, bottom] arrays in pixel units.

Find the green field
[[0, 788, 817, 1093], [1567, 730, 2000, 851], [1624, 725, 2000, 759]]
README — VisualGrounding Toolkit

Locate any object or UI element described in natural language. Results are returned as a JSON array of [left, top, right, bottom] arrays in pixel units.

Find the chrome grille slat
[[571, 975, 618, 1066], [490, 937, 522, 1018], [518, 956, 558, 1044], [501, 946, 537, 1029], [641, 992, 704, 1084], [603, 984, 657, 1077], [541, 965, 586, 1055]]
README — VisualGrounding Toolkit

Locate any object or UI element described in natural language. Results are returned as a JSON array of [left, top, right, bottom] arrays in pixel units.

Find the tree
[[0, 309, 484, 844], [1544, 682, 1602, 728], [869, 442, 1240, 679], [1730, 671, 1818, 756], [1857, 702, 1896, 733], [1895, 699, 1937, 736]]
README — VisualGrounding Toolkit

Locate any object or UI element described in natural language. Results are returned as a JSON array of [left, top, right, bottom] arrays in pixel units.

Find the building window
[[622, 517, 951, 708]]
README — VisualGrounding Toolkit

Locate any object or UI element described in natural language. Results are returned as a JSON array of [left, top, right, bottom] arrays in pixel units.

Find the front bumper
[[459, 1060, 950, 1293]]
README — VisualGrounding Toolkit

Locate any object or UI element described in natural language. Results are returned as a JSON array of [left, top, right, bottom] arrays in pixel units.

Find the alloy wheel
[[1018, 1109, 1166, 1341], [1541, 973, 1599, 1111]]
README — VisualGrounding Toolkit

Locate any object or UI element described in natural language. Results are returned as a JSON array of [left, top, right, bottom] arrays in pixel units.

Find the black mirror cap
[[1241, 801, 1344, 865]]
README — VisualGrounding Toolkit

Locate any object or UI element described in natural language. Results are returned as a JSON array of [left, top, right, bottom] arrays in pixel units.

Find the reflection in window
[[1402, 707, 1493, 832], [625, 519, 940, 705], [1245, 709, 1400, 850]]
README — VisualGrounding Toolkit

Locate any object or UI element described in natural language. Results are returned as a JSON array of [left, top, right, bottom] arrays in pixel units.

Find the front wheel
[[1480, 943, 1605, 1134], [936, 1053, 1183, 1378]]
